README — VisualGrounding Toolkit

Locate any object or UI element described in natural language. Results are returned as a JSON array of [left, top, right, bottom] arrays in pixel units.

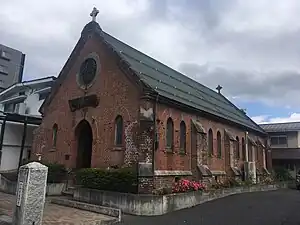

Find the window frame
[[166, 118, 174, 151], [114, 115, 123, 146], [208, 129, 213, 156], [236, 136, 240, 159], [217, 131, 222, 158], [179, 121, 187, 153], [270, 136, 287, 146], [52, 124, 58, 148]]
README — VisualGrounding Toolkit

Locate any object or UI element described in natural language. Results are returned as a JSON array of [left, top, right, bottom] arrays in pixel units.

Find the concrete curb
[[74, 183, 289, 216], [50, 198, 121, 224], [0, 215, 12, 225]]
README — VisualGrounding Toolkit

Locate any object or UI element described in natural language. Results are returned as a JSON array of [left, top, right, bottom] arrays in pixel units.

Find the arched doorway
[[75, 120, 93, 169]]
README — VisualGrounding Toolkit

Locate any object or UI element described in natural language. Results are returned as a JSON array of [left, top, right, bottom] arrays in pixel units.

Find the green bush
[[44, 162, 68, 183], [21, 160, 67, 183], [75, 167, 137, 193], [273, 167, 294, 181]]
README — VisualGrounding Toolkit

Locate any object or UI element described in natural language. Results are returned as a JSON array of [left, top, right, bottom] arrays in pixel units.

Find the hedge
[[273, 167, 294, 181], [21, 160, 67, 183], [75, 167, 137, 193]]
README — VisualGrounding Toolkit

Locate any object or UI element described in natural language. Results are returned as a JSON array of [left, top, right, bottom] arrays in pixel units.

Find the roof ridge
[[260, 121, 300, 125], [218, 94, 265, 133]]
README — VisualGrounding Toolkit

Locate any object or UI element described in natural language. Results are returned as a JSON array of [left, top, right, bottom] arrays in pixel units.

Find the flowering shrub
[[172, 179, 206, 193], [261, 176, 275, 185]]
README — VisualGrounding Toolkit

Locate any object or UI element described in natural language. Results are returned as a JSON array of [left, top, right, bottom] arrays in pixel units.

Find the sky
[[1, 0, 300, 124]]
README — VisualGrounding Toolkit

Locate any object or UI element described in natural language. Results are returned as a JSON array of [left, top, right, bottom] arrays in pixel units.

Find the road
[[118, 189, 300, 225]]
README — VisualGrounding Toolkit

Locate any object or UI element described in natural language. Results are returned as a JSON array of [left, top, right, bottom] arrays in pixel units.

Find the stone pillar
[[12, 162, 48, 225], [262, 148, 266, 169], [245, 133, 249, 162], [229, 141, 234, 167]]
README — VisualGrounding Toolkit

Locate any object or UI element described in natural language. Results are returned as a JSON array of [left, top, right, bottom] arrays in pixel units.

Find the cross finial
[[90, 7, 99, 22], [216, 85, 222, 94]]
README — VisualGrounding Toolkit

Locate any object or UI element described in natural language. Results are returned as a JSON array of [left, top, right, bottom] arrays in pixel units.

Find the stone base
[[73, 183, 288, 216], [138, 177, 154, 194]]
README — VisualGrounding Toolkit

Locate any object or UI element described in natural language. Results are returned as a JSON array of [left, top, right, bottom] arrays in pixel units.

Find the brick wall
[[152, 103, 268, 189], [32, 34, 140, 169]]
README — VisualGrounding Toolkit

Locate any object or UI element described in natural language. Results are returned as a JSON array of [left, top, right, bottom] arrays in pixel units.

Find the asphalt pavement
[[118, 189, 300, 225]]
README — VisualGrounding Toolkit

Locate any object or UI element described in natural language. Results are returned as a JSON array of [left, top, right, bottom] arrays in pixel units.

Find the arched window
[[208, 129, 213, 156], [180, 121, 186, 152], [242, 137, 245, 160], [236, 136, 240, 159], [217, 131, 222, 158], [166, 118, 174, 150], [52, 124, 58, 147], [115, 116, 123, 146]]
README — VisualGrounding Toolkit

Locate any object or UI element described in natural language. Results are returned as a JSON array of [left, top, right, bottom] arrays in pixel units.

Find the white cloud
[[1, 0, 300, 112], [252, 113, 300, 124]]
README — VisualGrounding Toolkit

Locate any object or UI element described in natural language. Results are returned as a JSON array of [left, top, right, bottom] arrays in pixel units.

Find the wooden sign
[[68, 94, 99, 112], [16, 181, 24, 207]]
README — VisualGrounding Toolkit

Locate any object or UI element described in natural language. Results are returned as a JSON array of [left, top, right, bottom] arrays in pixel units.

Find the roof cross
[[90, 7, 99, 22], [216, 85, 222, 94]]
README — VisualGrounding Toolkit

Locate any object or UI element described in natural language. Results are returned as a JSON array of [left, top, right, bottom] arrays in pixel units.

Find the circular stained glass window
[[79, 58, 97, 86]]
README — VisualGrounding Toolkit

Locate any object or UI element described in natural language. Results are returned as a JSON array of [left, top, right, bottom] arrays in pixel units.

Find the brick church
[[32, 8, 272, 193]]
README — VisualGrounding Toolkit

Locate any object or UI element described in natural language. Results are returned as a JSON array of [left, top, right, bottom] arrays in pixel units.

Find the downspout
[[244, 131, 249, 181], [0, 116, 7, 167], [245, 131, 249, 162], [18, 116, 28, 168], [152, 93, 159, 179]]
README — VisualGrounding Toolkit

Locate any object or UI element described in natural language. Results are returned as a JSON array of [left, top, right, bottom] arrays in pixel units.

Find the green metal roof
[[101, 32, 264, 134]]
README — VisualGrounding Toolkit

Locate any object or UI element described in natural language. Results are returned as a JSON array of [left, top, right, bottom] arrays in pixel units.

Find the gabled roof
[[260, 122, 300, 132], [41, 21, 265, 134]]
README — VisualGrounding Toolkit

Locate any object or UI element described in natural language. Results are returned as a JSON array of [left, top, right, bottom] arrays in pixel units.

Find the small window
[[0, 65, 8, 75], [208, 129, 213, 156], [242, 138, 245, 160], [52, 124, 58, 147], [115, 116, 123, 146], [166, 118, 174, 149], [79, 58, 97, 86], [180, 121, 186, 152], [4, 103, 15, 113], [39, 92, 48, 101], [278, 137, 287, 145], [1, 50, 10, 60], [270, 136, 287, 145], [236, 136, 240, 159], [217, 131, 222, 158]]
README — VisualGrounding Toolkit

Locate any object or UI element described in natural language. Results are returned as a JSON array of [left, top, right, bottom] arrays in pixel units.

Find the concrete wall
[[0, 174, 17, 194], [0, 122, 38, 171], [74, 184, 287, 216], [24, 93, 44, 116], [0, 174, 66, 196]]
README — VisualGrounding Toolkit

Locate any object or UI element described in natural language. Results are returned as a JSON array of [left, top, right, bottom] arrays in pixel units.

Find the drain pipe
[[152, 93, 159, 179]]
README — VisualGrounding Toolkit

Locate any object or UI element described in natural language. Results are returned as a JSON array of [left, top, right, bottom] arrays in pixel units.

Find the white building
[[0, 76, 55, 171]]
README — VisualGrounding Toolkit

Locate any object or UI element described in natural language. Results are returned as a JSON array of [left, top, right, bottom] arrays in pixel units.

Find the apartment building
[[260, 122, 300, 176], [0, 76, 56, 171], [0, 44, 26, 91]]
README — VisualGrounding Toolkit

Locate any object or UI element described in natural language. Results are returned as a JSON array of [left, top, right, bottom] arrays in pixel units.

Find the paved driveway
[[119, 189, 300, 225], [0, 192, 113, 225]]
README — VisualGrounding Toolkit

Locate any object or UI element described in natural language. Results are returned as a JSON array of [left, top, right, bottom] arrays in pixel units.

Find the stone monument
[[12, 162, 48, 225]]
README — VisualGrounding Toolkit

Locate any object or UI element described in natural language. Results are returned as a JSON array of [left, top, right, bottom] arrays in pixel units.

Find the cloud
[[1, 0, 300, 111], [252, 113, 300, 124]]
